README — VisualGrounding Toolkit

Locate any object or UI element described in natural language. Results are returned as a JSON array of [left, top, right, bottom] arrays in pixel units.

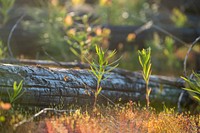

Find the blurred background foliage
[[97, 0, 152, 25], [0, 0, 199, 75]]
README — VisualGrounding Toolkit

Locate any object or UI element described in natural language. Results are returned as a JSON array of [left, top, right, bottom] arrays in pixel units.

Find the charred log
[[0, 63, 187, 108]]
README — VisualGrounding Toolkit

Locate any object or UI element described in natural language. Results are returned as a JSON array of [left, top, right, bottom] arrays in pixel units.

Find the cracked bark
[[0, 63, 185, 107]]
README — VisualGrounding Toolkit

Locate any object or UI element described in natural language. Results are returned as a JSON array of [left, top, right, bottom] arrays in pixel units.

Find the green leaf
[[183, 88, 200, 95], [0, 116, 5, 122], [106, 63, 119, 73], [147, 88, 152, 96], [12, 90, 25, 102], [7, 80, 24, 103], [107, 56, 122, 67], [146, 63, 152, 78], [7, 89, 12, 103], [193, 95, 200, 102], [70, 47, 79, 57], [106, 50, 117, 60], [181, 74, 200, 104], [90, 66, 98, 78], [138, 55, 144, 68], [66, 39, 73, 45], [97, 87, 102, 95], [13, 81, 17, 93], [16, 80, 23, 92]]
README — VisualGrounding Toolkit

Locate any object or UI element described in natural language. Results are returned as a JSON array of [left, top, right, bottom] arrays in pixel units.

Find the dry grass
[[0, 102, 198, 133], [10, 102, 199, 133]]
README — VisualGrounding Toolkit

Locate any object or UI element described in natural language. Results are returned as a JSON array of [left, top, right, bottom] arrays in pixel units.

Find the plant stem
[[146, 84, 150, 109], [93, 94, 97, 109], [80, 46, 83, 62], [93, 82, 100, 109], [183, 36, 200, 76]]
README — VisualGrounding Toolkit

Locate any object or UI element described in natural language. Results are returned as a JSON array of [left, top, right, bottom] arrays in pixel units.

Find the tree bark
[[0, 63, 185, 108]]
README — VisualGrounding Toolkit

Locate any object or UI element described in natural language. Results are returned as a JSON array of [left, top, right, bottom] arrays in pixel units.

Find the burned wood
[[0, 63, 186, 108], [0, 58, 91, 69], [0, 59, 184, 88]]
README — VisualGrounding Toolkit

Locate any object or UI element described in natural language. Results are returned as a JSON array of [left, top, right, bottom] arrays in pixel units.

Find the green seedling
[[181, 72, 200, 103], [138, 47, 152, 108], [7, 80, 25, 104], [87, 45, 119, 109]]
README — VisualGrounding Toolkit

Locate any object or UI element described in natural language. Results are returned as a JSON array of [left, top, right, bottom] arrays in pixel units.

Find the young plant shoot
[[88, 45, 119, 109], [138, 47, 152, 108], [7, 80, 25, 104], [181, 72, 200, 103]]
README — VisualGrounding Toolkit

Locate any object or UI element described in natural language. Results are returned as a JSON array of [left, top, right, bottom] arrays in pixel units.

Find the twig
[[13, 88, 117, 129], [152, 24, 189, 47], [178, 36, 200, 112], [177, 91, 184, 112], [42, 47, 62, 66], [183, 36, 200, 76], [7, 14, 26, 58], [134, 21, 153, 35], [130, 15, 189, 47], [13, 67, 119, 128], [14, 108, 73, 129]]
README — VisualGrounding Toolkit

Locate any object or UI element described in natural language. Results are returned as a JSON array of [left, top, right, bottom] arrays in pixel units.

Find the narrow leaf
[[97, 87, 102, 95]]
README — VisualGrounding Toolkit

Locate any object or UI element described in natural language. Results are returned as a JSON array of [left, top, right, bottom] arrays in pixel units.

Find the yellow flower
[[71, 0, 85, 5], [127, 33, 136, 42], [0, 101, 11, 110], [64, 15, 74, 26], [51, 0, 58, 6], [102, 28, 111, 37], [99, 0, 112, 6], [67, 29, 76, 36], [95, 27, 102, 36]]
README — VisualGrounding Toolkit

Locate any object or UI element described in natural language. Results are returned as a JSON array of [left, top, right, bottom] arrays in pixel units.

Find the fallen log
[[0, 63, 185, 108], [0, 59, 184, 88]]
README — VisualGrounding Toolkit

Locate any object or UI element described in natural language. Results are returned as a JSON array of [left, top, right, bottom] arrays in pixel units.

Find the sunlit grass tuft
[[21, 102, 198, 133], [1, 102, 199, 132]]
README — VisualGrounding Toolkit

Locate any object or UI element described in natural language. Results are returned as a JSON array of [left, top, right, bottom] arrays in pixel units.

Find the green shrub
[[66, 14, 110, 62], [97, 0, 158, 25], [22, 1, 67, 59], [181, 72, 200, 103], [171, 8, 187, 27], [0, 0, 15, 25]]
